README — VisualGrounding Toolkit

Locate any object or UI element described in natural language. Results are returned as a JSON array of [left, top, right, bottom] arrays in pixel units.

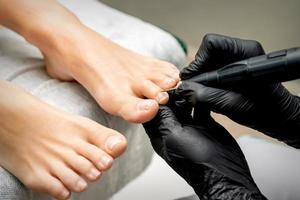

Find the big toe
[[119, 96, 159, 123], [87, 122, 128, 158], [138, 80, 169, 105]]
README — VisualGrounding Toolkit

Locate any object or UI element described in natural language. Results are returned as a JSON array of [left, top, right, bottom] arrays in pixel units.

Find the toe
[[157, 62, 180, 81], [88, 125, 128, 158], [77, 142, 113, 171], [64, 151, 101, 181], [104, 134, 128, 157], [42, 175, 70, 200], [148, 74, 178, 91], [119, 95, 159, 123], [51, 160, 88, 193], [167, 69, 180, 81], [22, 170, 70, 200], [138, 80, 169, 104]]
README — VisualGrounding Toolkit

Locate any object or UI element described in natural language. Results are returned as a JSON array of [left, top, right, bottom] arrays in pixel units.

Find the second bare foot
[[0, 81, 127, 199]]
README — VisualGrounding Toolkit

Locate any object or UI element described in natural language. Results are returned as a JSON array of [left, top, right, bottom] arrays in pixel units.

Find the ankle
[[26, 21, 86, 54]]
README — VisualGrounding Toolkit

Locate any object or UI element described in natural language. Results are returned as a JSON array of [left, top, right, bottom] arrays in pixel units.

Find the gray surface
[[238, 135, 300, 200], [0, 0, 186, 199], [112, 154, 194, 200], [100, 0, 300, 94], [99, 0, 300, 51]]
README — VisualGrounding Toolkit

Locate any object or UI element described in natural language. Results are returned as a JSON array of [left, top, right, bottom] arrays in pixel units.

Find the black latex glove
[[177, 34, 300, 148], [143, 101, 267, 200]]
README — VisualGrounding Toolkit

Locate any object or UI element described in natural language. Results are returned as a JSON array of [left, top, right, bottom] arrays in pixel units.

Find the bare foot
[[1, 0, 180, 124], [0, 81, 127, 199], [40, 27, 180, 123]]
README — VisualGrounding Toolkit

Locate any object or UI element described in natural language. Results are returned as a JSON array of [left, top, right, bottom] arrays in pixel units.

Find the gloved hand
[[143, 101, 267, 200], [177, 34, 300, 148]]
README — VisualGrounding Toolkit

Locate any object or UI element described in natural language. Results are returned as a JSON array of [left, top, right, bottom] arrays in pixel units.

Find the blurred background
[[100, 0, 300, 52], [101, 0, 300, 94], [98, 1, 300, 199]]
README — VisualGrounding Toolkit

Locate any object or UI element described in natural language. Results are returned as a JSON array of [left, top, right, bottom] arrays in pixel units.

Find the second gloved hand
[[143, 102, 266, 199], [177, 34, 300, 148]]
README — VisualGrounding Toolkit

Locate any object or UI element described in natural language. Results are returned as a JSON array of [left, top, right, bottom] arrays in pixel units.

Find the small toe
[[152, 61, 180, 81], [77, 142, 114, 171], [167, 70, 180, 81], [23, 170, 70, 200], [64, 151, 101, 181], [43, 175, 70, 200], [148, 74, 178, 90], [139, 80, 169, 104], [159, 66, 180, 81], [50, 160, 88, 193]]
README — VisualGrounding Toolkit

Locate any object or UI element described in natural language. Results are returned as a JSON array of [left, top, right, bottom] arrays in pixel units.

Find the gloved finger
[[143, 105, 183, 154], [193, 105, 237, 145], [192, 104, 211, 125], [168, 89, 193, 123], [175, 81, 253, 116], [190, 107, 259, 190], [143, 106, 181, 137], [180, 33, 265, 80]]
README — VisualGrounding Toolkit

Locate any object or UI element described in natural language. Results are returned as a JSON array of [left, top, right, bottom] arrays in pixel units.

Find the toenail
[[137, 100, 156, 111], [75, 179, 87, 191], [156, 92, 168, 103], [98, 156, 113, 168], [164, 78, 176, 86], [106, 136, 124, 152], [87, 168, 101, 180], [61, 189, 70, 199]]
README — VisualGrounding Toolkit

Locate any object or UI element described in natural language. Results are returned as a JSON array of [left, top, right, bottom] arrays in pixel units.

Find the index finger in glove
[[175, 81, 253, 116], [180, 33, 265, 80]]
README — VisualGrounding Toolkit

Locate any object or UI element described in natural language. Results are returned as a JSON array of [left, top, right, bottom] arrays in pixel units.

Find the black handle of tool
[[188, 47, 300, 87]]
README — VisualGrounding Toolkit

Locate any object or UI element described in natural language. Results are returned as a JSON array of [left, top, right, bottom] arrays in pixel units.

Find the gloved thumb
[[175, 81, 249, 116], [143, 106, 182, 152]]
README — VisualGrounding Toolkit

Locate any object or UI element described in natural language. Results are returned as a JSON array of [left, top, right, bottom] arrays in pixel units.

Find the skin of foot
[[0, 80, 127, 199], [0, 0, 180, 123], [43, 28, 180, 123], [0, 0, 178, 198]]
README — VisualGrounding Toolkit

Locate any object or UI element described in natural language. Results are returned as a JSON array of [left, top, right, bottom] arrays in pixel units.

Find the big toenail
[[88, 168, 101, 180], [138, 100, 156, 111], [165, 78, 176, 86], [98, 156, 113, 168], [61, 189, 70, 199], [106, 136, 124, 152], [75, 179, 87, 191], [156, 92, 168, 103]]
